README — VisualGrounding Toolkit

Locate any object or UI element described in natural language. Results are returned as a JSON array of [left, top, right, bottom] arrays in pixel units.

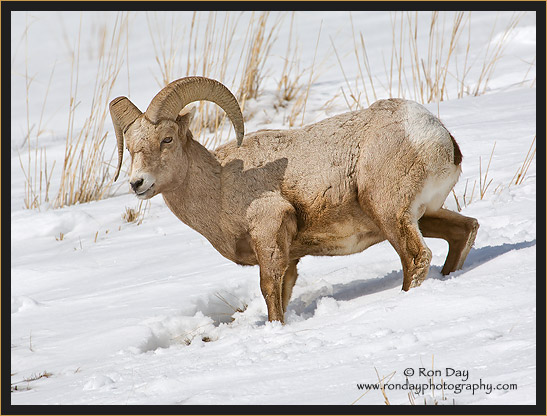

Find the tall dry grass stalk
[[334, 11, 529, 110], [451, 135, 535, 211], [147, 11, 322, 143], [297, 20, 322, 127], [237, 12, 283, 103], [53, 12, 129, 208], [191, 11, 248, 148], [479, 142, 496, 200], [272, 13, 323, 128], [147, 13, 180, 88], [510, 135, 536, 186], [472, 12, 525, 96], [147, 11, 284, 148], [276, 12, 303, 103], [18, 14, 57, 210], [189, 11, 282, 147], [19, 43, 56, 209]]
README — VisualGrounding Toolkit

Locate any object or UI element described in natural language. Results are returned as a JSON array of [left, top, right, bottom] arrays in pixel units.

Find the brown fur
[[119, 97, 479, 324]]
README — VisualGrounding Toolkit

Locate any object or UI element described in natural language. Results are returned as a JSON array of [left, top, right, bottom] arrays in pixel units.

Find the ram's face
[[125, 109, 194, 199]]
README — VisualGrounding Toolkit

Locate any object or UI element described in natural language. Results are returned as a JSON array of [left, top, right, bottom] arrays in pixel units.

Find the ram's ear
[[176, 106, 196, 135]]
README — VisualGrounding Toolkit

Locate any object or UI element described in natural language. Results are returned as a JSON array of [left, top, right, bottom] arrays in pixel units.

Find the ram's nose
[[130, 178, 144, 193]]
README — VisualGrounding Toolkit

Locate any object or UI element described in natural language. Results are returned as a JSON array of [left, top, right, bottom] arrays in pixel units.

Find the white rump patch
[[403, 101, 452, 151]]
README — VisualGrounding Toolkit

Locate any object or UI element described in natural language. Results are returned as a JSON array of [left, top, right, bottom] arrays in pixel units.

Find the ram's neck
[[162, 139, 224, 245]]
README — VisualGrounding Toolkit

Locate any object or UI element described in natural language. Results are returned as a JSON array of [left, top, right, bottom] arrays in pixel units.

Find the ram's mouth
[[135, 184, 155, 199]]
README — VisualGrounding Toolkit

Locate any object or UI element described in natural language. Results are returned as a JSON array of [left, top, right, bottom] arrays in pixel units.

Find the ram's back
[[215, 110, 365, 202]]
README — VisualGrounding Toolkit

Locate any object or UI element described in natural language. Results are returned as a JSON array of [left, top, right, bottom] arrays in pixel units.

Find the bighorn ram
[[110, 76, 479, 323]]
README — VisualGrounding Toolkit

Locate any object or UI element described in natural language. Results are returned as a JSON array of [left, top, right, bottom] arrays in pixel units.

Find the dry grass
[[333, 11, 530, 110], [93, 229, 109, 243], [19, 12, 134, 211], [274, 10, 318, 127], [352, 14, 377, 106], [451, 189, 462, 212], [147, 13, 180, 88], [192, 12, 251, 148], [407, 356, 454, 405], [274, 12, 321, 127], [11, 371, 53, 393], [451, 142, 496, 210], [214, 292, 248, 318], [449, 137, 534, 211], [362, 11, 468, 106], [479, 142, 496, 200], [183, 12, 241, 148], [237, 12, 283, 104], [18, 15, 57, 210], [510, 135, 536, 186], [463, 178, 477, 207], [53, 13, 129, 208], [472, 12, 525, 96], [297, 21, 322, 127], [351, 368, 396, 405], [171, 322, 216, 346], [147, 12, 286, 148], [276, 12, 303, 103], [122, 200, 151, 225], [283, 21, 322, 128], [375, 368, 395, 405]]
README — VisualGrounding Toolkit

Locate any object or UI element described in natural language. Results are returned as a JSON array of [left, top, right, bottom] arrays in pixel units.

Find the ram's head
[[109, 77, 244, 199]]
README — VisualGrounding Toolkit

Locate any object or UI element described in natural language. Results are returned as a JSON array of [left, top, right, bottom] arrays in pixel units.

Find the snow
[[10, 10, 537, 406]]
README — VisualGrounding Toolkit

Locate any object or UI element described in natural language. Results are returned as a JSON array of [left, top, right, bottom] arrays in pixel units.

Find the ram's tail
[[449, 133, 463, 165]]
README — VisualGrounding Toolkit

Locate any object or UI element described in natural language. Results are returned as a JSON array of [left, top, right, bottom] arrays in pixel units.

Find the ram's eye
[[162, 137, 173, 144]]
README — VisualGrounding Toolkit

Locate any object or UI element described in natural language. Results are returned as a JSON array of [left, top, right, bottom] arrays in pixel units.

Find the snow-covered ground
[[10, 10, 537, 406]]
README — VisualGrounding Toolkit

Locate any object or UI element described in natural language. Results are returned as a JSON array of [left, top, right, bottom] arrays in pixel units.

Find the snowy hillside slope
[[9, 10, 538, 406]]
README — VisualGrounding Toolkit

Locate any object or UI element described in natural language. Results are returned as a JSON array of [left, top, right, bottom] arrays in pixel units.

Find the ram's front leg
[[258, 255, 287, 323], [249, 197, 297, 324]]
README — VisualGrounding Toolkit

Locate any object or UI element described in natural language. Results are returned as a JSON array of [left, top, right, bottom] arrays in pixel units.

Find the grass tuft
[[214, 292, 248, 317], [11, 371, 53, 393], [510, 135, 536, 186], [122, 200, 151, 225]]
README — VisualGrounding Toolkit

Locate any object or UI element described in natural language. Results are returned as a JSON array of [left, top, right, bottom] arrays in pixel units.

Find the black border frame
[[2, 1, 545, 414]]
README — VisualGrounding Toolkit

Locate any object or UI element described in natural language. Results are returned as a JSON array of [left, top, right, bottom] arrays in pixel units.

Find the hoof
[[403, 248, 432, 291], [455, 220, 479, 270]]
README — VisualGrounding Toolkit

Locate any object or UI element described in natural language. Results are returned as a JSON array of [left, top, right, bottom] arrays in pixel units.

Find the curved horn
[[109, 97, 142, 181], [145, 76, 245, 146]]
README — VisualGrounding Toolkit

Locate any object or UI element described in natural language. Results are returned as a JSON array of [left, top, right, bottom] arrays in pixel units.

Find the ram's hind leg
[[418, 208, 479, 275], [361, 205, 432, 290], [359, 192, 432, 291], [384, 210, 433, 291]]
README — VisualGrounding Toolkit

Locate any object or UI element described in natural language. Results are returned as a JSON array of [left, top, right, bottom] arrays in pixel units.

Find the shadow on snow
[[288, 239, 536, 318]]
